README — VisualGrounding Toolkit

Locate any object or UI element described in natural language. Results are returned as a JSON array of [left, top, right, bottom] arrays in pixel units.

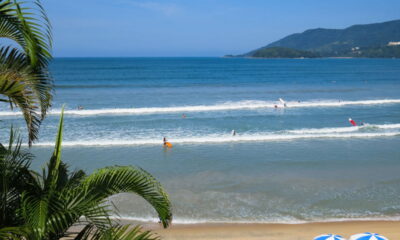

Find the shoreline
[[116, 216, 400, 225], [135, 220, 400, 240]]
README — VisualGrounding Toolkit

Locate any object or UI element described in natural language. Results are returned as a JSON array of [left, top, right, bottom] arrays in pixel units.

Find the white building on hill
[[387, 41, 400, 46]]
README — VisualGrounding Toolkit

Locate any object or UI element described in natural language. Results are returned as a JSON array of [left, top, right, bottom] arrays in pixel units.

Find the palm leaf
[[45, 190, 111, 236], [0, 1, 26, 49], [75, 224, 160, 240], [0, 226, 28, 239], [82, 166, 172, 228], [11, 0, 53, 118], [0, 0, 53, 144], [56, 162, 86, 190], [12, 0, 53, 67], [20, 192, 48, 239], [2, 112, 173, 238], [0, 127, 33, 226], [44, 106, 64, 192], [0, 46, 44, 145], [17, 110, 64, 239]]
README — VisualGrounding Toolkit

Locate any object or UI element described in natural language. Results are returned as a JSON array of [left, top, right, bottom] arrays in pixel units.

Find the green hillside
[[250, 47, 319, 58], [265, 19, 400, 53], [347, 45, 400, 58], [234, 19, 400, 58]]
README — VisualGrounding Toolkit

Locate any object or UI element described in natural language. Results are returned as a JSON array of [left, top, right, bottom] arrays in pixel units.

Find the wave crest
[[32, 124, 400, 147], [1, 99, 400, 117]]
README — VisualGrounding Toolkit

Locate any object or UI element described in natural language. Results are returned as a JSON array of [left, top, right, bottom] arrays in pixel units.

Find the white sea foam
[[114, 215, 400, 225], [31, 124, 400, 147], [1, 99, 400, 117], [286, 123, 400, 134]]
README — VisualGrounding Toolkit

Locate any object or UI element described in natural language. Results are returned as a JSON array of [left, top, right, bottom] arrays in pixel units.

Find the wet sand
[[147, 221, 400, 240]]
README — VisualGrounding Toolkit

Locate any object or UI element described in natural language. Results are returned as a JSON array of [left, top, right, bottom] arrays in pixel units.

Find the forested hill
[[231, 19, 400, 58], [265, 19, 400, 53]]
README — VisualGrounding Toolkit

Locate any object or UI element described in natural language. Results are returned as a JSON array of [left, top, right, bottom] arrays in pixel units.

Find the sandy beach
[[145, 221, 400, 240]]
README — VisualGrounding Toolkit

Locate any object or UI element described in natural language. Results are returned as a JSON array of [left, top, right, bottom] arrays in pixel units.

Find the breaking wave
[[1, 99, 400, 117], [114, 215, 400, 225], [31, 124, 400, 147]]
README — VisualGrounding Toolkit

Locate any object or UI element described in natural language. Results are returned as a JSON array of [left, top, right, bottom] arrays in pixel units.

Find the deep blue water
[[1, 58, 400, 223]]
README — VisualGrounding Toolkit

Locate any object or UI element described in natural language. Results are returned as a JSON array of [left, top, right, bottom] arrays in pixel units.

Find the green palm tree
[[0, 0, 53, 145], [0, 111, 172, 239]]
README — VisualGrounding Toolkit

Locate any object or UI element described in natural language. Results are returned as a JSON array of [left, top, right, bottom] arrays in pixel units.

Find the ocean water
[[1, 58, 400, 223]]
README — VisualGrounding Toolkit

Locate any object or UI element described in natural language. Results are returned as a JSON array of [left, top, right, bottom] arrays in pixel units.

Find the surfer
[[78, 105, 84, 110], [274, 105, 278, 109], [279, 98, 287, 107], [163, 137, 173, 148], [349, 118, 357, 126], [231, 130, 236, 136]]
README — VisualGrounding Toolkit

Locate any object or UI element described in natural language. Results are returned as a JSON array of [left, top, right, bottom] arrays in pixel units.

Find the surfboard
[[165, 142, 173, 148], [279, 98, 287, 107]]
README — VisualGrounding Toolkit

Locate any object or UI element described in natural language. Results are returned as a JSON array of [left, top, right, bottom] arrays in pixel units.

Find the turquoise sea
[[1, 58, 400, 223]]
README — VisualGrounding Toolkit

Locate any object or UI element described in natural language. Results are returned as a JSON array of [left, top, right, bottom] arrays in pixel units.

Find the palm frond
[[15, 111, 64, 238], [0, 127, 33, 226], [11, 0, 52, 67], [20, 192, 48, 239], [0, 0, 54, 143], [0, 226, 28, 239], [0, 46, 44, 145], [82, 166, 172, 228], [1, 112, 173, 238], [75, 224, 160, 240], [0, 1, 26, 49], [56, 162, 86, 190], [44, 107, 64, 191], [46, 190, 111, 236], [11, 0, 53, 117]]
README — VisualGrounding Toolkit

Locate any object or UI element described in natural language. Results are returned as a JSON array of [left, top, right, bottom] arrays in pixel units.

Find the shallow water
[[1, 58, 400, 223]]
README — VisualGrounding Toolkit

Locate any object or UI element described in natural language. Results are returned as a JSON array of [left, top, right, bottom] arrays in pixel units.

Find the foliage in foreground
[[0, 111, 172, 239], [0, 0, 53, 145]]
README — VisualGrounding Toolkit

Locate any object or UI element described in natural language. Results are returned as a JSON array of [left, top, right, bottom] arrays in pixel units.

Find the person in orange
[[163, 137, 173, 148]]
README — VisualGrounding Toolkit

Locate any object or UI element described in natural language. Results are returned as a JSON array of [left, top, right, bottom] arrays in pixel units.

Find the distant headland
[[226, 19, 400, 58]]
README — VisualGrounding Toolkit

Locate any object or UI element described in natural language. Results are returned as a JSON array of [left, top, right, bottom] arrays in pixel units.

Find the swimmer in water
[[182, 114, 186, 118], [78, 105, 84, 110]]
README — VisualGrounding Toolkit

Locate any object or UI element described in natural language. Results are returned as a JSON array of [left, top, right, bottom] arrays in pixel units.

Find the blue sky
[[44, 0, 400, 57]]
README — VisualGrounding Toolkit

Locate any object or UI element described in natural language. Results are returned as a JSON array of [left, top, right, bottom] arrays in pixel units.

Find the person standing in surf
[[279, 98, 287, 107], [163, 137, 173, 148]]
